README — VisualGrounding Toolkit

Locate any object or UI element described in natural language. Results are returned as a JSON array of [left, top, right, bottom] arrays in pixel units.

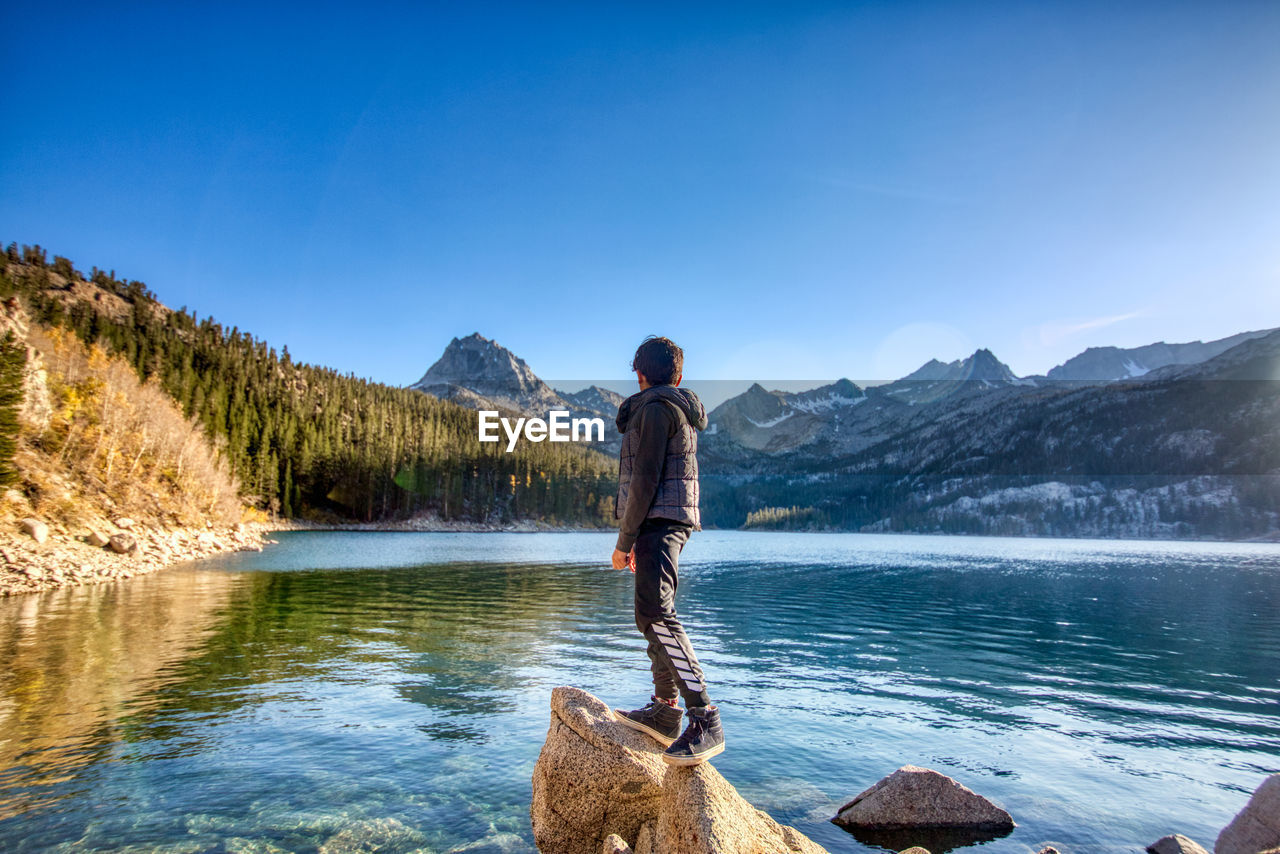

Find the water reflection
[[0, 571, 246, 819], [842, 825, 1010, 854], [0, 553, 619, 852]]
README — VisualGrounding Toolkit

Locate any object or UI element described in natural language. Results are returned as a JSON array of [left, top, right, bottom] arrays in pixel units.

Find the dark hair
[[631, 336, 683, 385]]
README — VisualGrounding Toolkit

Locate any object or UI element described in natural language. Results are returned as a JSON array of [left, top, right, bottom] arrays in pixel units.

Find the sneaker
[[613, 696, 683, 746], [662, 704, 725, 766]]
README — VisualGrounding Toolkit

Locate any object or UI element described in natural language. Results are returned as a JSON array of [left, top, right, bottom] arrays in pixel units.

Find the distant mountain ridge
[[561, 385, 626, 415], [405, 324, 1278, 539], [408, 327, 1278, 421], [1044, 329, 1273, 381], [703, 329, 1280, 539]]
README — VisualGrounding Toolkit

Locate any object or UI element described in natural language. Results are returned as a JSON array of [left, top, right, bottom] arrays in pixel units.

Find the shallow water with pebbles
[[1, 531, 1277, 853]]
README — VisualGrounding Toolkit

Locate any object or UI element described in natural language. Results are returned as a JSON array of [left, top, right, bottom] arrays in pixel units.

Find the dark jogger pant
[[633, 518, 712, 708]]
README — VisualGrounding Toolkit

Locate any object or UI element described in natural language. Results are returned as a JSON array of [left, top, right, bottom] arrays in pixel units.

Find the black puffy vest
[[616, 391, 703, 529]]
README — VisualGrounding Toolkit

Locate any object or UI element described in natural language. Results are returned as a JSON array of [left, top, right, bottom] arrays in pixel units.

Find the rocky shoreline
[[0, 515, 618, 597], [0, 518, 271, 597]]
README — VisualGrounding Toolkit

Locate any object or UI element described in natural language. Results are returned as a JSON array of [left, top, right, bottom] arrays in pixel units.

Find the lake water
[[1, 531, 1278, 853]]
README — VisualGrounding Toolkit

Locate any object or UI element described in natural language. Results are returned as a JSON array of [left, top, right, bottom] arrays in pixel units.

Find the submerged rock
[[447, 829, 531, 853], [224, 838, 293, 854], [1149, 834, 1210, 854], [318, 817, 427, 854], [832, 765, 1015, 831], [530, 686, 827, 854], [1216, 774, 1280, 854]]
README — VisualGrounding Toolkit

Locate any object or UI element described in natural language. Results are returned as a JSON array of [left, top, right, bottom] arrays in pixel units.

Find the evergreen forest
[[0, 245, 617, 525]]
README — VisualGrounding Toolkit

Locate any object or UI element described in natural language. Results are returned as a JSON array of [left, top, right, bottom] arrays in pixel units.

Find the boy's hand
[[611, 548, 636, 572]]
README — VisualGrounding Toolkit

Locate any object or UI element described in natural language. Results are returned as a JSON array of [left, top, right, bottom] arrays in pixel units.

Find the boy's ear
[[674, 373, 682, 387]]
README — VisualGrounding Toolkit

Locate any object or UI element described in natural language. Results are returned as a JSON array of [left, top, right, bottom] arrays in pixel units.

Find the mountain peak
[[410, 333, 563, 412], [830, 378, 860, 396], [883, 348, 1020, 404], [965, 348, 1017, 382]]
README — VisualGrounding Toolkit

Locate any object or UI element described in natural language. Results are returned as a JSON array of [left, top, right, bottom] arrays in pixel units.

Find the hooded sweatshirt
[[614, 384, 708, 552]]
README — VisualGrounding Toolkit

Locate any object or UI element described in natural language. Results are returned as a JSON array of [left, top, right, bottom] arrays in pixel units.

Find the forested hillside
[[0, 245, 615, 525]]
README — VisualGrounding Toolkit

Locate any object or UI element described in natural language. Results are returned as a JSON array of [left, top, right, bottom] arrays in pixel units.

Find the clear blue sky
[[3, 1, 1277, 388]]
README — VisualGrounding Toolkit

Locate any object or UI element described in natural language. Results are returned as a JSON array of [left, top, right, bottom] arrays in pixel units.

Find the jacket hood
[[616, 385, 708, 433]]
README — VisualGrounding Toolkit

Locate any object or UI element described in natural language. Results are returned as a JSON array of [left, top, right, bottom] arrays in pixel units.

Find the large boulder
[[601, 835, 631, 854], [530, 687, 827, 854], [1216, 774, 1280, 854], [656, 753, 827, 853], [108, 533, 138, 554], [530, 686, 666, 852], [1149, 834, 1210, 854], [20, 518, 49, 543], [832, 766, 1015, 831]]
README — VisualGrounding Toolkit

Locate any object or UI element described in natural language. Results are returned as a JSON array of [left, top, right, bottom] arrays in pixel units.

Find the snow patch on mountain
[[914, 477, 1263, 539], [1122, 358, 1149, 378], [746, 411, 795, 428], [791, 393, 865, 413]]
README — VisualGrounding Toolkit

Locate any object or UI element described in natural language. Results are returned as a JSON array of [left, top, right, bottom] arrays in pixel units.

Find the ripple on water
[[1, 532, 1278, 853]]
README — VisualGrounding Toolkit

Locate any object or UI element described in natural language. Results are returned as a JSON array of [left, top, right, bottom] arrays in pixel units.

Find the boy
[[609, 336, 724, 766]]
